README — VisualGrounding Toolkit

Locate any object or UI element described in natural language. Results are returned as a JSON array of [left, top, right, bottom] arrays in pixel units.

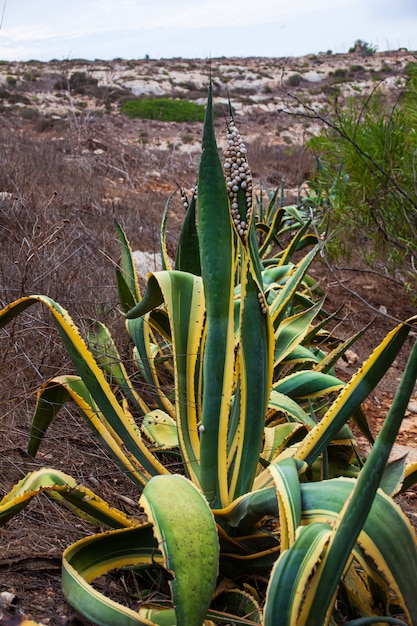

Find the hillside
[[0, 49, 414, 186]]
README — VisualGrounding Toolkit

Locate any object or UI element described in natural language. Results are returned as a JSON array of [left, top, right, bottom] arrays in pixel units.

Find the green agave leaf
[[299, 479, 417, 626], [295, 316, 417, 466], [262, 264, 293, 287], [62, 524, 164, 626], [302, 337, 417, 625], [114, 218, 141, 310], [141, 410, 179, 449], [215, 486, 278, 530], [114, 218, 140, 295], [248, 209, 266, 286], [293, 233, 319, 252], [258, 206, 286, 258], [140, 474, 219, 626], [126, 273, 165, 319], [160, 190, 176, 271], [273, 301, 322, 367], [268, 458, 302, 549], [264, 522, 332, 626], [0, 468, 137, 528], [267, 390, 316, 428], [228, 258, 274, 501], [30, 375, 165, 487], [197, 85, 236, 509], [280, 344, 319, 366], [28, 378, 70, 457], [130, 270, 205, 485], [273, 370, 344, 400], [127, 314, 176, 418], [263, 478, 417, 625], [399, 460, 417, 493], [115, 266, 138, 313], [175, 190, 201, 275], [379, 455, 406, 496], [277, 219, 316, 267], [262, 423, 309, 464], [268, 244, 318, 329], [148, 308, 172, 340], [0, 296, 166, 485], [87, 318, 149, 416]]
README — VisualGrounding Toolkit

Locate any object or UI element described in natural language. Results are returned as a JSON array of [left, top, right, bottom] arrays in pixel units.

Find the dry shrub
[[0, 119, 174, 462], [247, 136, 315, 189]]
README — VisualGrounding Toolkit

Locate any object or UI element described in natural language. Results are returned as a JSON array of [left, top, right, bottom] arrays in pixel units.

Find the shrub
[[121, 97, 205, 122], [348, 39, 377, 56], [54, 70, 100, 97], [287, 72, 302, 87], [307, 64, 417, 289], [349, 64, 365, 72]]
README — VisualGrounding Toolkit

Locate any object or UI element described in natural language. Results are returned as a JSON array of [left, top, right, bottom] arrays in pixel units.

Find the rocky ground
[[0, 49, 417, 624]]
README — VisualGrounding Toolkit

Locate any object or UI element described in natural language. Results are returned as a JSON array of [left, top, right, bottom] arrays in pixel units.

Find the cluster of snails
[[180, 186, 197, 209], [223, 120, 253, 240], [257, 290, 268, 315], [180, 188, 189, 209]]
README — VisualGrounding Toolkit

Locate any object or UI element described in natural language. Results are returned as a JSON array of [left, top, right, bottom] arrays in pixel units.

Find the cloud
[[367, 0, 417, 17], [0, 0, 415, 61]]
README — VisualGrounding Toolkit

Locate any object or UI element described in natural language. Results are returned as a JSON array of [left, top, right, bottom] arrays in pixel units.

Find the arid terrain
[[1, 49, 417, 624]]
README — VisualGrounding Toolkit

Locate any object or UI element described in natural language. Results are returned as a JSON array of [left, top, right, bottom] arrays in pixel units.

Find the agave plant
[[1, 86, 417, 626]]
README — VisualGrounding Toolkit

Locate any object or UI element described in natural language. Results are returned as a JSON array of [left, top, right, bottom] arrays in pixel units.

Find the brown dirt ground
[[1, 99, 417, 625]]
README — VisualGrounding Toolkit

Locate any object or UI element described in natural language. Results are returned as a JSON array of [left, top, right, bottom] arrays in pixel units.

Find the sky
[[0, 0, 416, 62]]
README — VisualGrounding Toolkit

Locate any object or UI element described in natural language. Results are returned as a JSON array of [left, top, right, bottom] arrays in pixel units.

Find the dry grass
[[0, 114, 186, 470], [0, 117, 185, 625]]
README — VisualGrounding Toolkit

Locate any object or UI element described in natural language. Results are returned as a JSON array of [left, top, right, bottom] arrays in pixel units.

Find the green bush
[[307, 64, 417, 288], [121, 97, 205, 122], [287, 72, 302, 87]]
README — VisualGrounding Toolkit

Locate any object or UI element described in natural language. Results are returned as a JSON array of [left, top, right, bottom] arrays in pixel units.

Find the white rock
[[132, 250, 174, 280]]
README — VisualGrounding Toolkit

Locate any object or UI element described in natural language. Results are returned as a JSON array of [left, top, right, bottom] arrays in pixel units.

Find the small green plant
[[181, 133, 194, 144], [121, 97, 205, 122], [287, 73, 302, 87], [334, 68, 347, 78], [349, 64, 365, 72], [1, 87, 417, 626]]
